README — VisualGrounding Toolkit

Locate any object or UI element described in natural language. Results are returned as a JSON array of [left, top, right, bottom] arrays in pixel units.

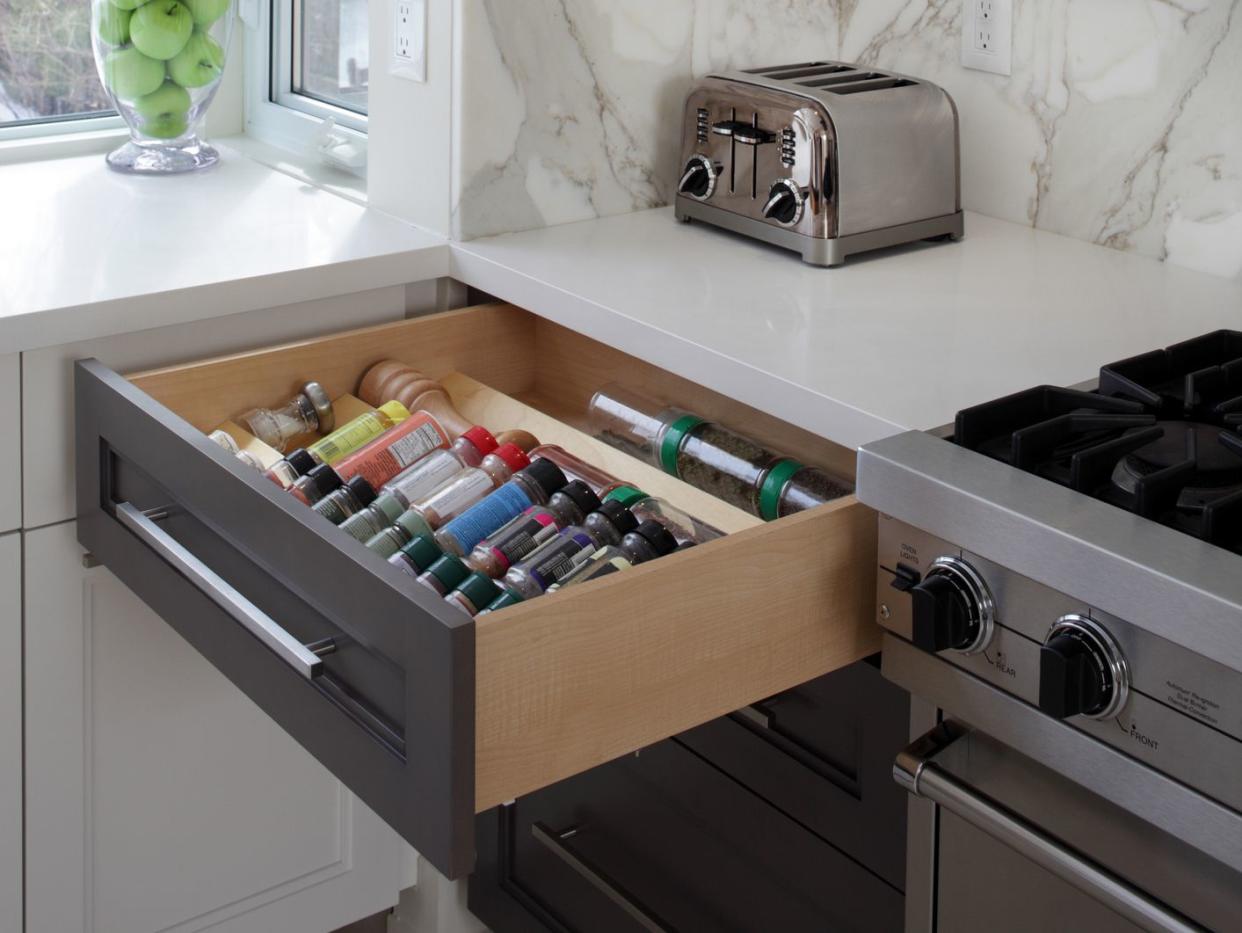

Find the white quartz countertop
[[0, 146, 448, 351], [454, 207, 1242, 450]]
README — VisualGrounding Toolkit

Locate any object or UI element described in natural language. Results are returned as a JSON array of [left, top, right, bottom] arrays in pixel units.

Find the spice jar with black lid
[[313, 476, 377, 525], [290, 464, 343, 506]]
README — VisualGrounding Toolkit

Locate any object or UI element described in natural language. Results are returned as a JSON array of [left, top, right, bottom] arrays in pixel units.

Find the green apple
[[109, 0, 153, 11], [129, 0, 194, 59], [102, 46, 165, 100], [184, 0, 230, 28], [167, 31, 224, 87], [134, 81, 192, 138], [95, 3, 132, 45]]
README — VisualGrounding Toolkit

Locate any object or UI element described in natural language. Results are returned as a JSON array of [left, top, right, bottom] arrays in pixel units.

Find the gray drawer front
[[74, 359, 477, 878]]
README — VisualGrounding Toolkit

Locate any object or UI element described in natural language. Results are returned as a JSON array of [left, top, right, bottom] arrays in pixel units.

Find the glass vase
[[91, 0, 234, 174]]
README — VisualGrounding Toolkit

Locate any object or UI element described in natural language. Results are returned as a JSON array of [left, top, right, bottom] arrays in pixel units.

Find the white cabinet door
[[0, 532, 20, 933], [24, 521, 403, 933]]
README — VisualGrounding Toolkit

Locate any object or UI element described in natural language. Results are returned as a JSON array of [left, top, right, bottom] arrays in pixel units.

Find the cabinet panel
[[0, 532, 20, 933], [0, 355, 18, 532], [24, 521, 402, 933], [22, 285, 406, 529]]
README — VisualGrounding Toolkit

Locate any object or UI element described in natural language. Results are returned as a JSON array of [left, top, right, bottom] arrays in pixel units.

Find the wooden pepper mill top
[[358, 360, 538, 452]]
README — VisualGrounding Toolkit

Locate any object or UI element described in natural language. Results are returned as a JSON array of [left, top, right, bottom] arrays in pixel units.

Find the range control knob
[[761, 179, 806, 226], [678, 155, 719, 201], [1039, 615, 1129, 720], [909, 556, 994, 654]]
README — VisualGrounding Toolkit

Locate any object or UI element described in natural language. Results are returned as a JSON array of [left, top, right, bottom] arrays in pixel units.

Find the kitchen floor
[[335, 913, 388, 933]]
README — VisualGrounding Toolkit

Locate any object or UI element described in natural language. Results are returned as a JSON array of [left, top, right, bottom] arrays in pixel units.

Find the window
[[0, 0, 121, 138], [246, 0, 368, 157]]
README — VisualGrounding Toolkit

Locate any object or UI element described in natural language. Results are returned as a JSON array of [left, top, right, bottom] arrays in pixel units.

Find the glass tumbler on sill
[[91, 0, 233, 174]]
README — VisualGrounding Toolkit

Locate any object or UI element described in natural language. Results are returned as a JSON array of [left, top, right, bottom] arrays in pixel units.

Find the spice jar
[[387, 534, 442, 579], [466, 480, 601, 577], [379, 427, 499, 509], [332, 410, 451, 489], [290, 464, 343, 505], [238, 381, 334, 452], [444, 573, 502, 617], [208, 429, 240, 453], [604, 486, 724, 546], [313, 476, 377, 525], [305, 401, 410, 466], [547, 546, 634, 591], [410, 443, 530, 529], [416, 555, 470, 596], [527, 444, 629, 496], [619, 519, 678, 564], [434, 459, 568, 557], [367, 510, 436, 559], [588, 384, 852, 519], [265, 448, 317, 489], [501, 503, 636, 600], [338, 492, 407, 543], [582, 500, 638, 548], [476, 586, 524, 617]]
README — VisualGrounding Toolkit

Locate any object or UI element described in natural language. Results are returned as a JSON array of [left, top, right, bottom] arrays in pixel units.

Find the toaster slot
[[827, 77, 917, 95], [800, 71, 883, 88], [747, 63, 853, 80]]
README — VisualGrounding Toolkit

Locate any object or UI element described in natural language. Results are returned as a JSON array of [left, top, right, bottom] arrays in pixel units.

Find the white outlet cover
[[392, 0, 427, 82], [961, 0, 1012, 76]]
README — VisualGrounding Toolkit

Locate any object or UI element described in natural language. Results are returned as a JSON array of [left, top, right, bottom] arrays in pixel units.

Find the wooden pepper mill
[[358, 361, 538, 452]]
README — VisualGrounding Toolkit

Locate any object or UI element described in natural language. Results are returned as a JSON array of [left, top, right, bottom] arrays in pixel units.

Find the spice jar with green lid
[[444, 572, 502, 617], [368, 509, 436, 559], [416, 555, 470, 596], [339, 492, 407, 543], [476, 587, 524, 616], [387, 534, 442, 579]]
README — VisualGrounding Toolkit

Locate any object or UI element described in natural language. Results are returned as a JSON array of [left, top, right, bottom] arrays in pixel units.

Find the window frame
[[242, 0, 367, 156], [0, 111, 123, 143]]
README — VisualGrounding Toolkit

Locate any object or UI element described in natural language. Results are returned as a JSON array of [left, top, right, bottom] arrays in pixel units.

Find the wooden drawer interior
[[126, 302, 880, 813]]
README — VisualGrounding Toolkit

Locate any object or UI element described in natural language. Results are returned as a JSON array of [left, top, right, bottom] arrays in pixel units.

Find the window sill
[[223, 133, 367, 205], [0, 125, 128, 167]]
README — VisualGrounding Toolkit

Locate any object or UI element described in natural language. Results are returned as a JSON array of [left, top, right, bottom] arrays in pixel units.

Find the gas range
[[857, 331, 1242, 932]]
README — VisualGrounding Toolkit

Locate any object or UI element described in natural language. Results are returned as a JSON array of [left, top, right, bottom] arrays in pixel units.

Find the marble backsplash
[[452, 0, 1242, 279]]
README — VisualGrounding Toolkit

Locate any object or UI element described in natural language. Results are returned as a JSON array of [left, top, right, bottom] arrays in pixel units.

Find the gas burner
[[952, 332, 1242, 554]]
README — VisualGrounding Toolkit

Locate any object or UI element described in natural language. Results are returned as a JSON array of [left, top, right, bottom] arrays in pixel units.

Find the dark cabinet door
[[470, 736, 903, 933]]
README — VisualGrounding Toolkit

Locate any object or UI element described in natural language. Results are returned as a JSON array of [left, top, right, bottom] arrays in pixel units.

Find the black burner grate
[[954, 331, 1242, 554]]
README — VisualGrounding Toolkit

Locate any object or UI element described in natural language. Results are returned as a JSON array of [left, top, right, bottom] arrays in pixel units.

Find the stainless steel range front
[[857, 331, 1242, 933]]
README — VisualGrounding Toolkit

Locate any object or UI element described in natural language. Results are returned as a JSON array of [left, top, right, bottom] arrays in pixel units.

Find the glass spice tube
[[387, 534, 442, 580], [433, 459, 568, 557], [527, 444, 630, 496], [312, 477, 377, 525], [234, 450, 264, 470], [239, 381, 334, 453], [338, 492, 407, 543], [451, 426, 499, 468], [501, 529, 598, 600], [208, 429, 240, 453], [466, 480, 601, 578], [265, 449, 317, 489], [444, 573, 502, 617], [290, 464, 343, 506], [416, 555, 470, 596], [332, 410, 452, 489], [375, 425, 498, 510], [582, 500, 638, 548], [476, 586, 524, 616], [546, 546, 634, 592], [604, 485, 724, 546], [367, 509, 436, 559], [305, 401, 411, 467], [410, 444, 530, 529], [619, 520, 678, 564]]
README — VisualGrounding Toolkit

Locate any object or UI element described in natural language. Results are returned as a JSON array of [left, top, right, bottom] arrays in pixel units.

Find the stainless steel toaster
[[674, 61, 963, 266]]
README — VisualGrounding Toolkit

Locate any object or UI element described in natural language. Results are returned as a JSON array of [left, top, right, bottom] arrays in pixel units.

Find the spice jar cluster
[[206, 362, 853, 618]]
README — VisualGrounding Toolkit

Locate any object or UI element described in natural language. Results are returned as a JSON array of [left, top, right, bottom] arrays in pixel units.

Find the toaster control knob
[[909, 556, 994, 654], [678, 156, 719, 201], [762, 179, 806, 226], [1039, 615, 1129, 720]]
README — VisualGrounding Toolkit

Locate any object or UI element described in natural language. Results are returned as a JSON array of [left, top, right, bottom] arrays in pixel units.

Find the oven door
[[884, 636, 1242, 933]]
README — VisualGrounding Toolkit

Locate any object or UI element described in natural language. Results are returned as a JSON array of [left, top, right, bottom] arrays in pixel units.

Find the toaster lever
[[711, 120, 775, 146]]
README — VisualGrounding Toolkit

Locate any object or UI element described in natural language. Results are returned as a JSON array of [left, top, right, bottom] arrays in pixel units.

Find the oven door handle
[[896, 724, 1204, 933]]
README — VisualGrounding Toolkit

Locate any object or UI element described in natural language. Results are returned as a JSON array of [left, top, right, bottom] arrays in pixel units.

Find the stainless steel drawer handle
[[115, 501, 324, 680], [531, 821, 675, 933], [895, 725, 1203, 933]]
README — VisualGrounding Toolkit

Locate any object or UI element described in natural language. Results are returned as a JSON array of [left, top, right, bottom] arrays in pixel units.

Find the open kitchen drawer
[[74, 302, 879, 879]]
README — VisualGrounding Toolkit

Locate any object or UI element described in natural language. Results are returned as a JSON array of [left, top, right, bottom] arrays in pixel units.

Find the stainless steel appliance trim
[[678, 154, 718, 201], [531, 821, 673, 933], [761, 178, 805, 226], [1048, 613, 1131, 719], [881, 634, 1242, 873], [858, 431, 1242, 675], [895, 723, 1203, 933], [115, 501, 324, 679]]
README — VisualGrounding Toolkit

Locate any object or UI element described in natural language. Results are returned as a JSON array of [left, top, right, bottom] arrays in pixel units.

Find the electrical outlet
[[392, 0, 427, 82], [961, 0, 1011, 76]]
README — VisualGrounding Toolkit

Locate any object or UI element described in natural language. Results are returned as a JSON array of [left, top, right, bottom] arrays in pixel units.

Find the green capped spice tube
[[416, 555, 470, 596], [367, 509, 436, 559], [387, 534, 442, 579], [476, 586, 524, 617], [339, 492, 407, 543], [588, 384, 852, 519], [444, 572, 502, 617]]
